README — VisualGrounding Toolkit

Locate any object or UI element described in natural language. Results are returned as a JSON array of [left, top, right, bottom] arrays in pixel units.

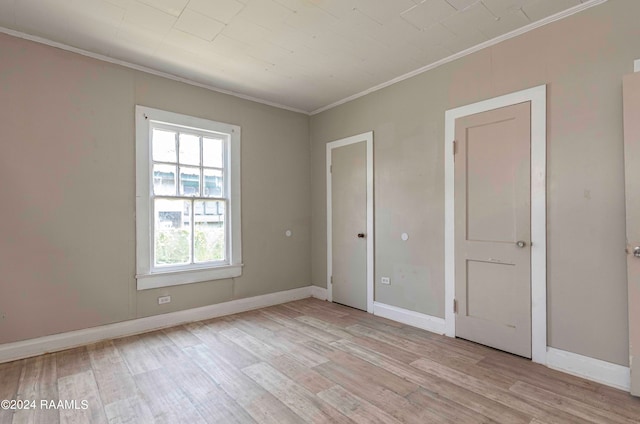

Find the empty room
[[1, 0, 640, 422]]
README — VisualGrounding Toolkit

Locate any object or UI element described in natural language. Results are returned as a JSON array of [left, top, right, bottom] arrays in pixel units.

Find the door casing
[[623, 71, 640, 396], [444, 85, 547, 364], [326, 131, 374, 313]]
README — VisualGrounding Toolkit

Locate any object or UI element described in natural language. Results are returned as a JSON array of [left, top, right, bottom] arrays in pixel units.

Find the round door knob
[[516, 241, 527, 248], [357, 233, 366, 238], [634, 247, 640, 257]]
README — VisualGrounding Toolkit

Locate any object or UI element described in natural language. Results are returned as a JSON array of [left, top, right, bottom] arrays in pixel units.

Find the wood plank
[[262, 304, 304, 319], [329, 338, 531, 424], [296, 315, 354, 339], [343, 334, 420, 364], [324, 349, 418, 396], [86, 341, 137, 406], [219, 327, 282, 362], [4, 299, 640, 423], [187, 322, 261, 369], [281, 302, 353, 324], [153, 342, 255, 423], [56, 348, 91, 379], [267, 355, 335, 395], [185, 344, 301, 424], [112, 335, 162, 375], [184, 344, 266, 406], [478, 354, 640, 420], [346, 323, 484, 364], [344, 325, 519, 390], [510, 381, 639, 424], [163, 341, 258, 423], [200, 316, 235, 332], [0, 360, 23, 424], [12, 354, 59, 424], [410, 357, 587, 424], [414, 374, 531, 424], [103, 396, 155, 424], [229, 317, 329, 367], [260, 310, 340, 344], [317, 385, 401, 424], [162, 325, 202, 348], [151, 343, 220, 404], [242, 362, 352, 423], [191, 395, 258, 424], [57, 370, 107, 424], [133, 368, 206, 424], [406, 388, 500, 424], [139, 329, 175, 350], [314, 361, 449, 424]]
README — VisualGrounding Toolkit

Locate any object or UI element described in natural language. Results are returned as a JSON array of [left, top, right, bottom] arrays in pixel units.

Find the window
[[135, 106, 242, 290]]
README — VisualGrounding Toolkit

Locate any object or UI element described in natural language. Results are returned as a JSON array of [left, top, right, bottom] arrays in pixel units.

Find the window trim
[[135, 105, 242, 290]]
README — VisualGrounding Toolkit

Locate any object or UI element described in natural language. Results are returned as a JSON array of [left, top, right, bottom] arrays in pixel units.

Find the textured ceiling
[[0, 0, 596, 113]]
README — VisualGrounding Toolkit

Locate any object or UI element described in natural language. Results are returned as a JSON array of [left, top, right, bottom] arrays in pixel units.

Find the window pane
[[152, 129, 177, 162], [203, 137, 223, 168], [194, 200, 225, 263], [153, 164, 176, 195], [179, 167, 200, 196], [179, 133, 200, 166], [154, 199, 191, 266], [203, 168, 223, 197]]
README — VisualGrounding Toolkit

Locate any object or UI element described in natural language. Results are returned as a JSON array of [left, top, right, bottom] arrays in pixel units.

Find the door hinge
[[330, 165, 332, 173], [453, 298, 458, 314], [452, 140, 457, 156], [330, 276, 333, 285]]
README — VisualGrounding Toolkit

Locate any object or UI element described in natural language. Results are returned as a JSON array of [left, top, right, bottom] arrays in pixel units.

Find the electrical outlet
[[158, 295, 171, 305], [381, 277, 391, 285]]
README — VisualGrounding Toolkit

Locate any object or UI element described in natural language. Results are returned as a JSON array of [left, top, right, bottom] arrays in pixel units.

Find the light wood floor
[[1, 298, 639, 424]]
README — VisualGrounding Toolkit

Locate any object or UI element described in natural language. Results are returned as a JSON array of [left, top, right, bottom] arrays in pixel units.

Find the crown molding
[[310, 0, 607, 115], [0, 26, 308, 115]]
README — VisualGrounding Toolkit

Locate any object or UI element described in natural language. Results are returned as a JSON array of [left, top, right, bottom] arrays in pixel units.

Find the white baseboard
[[310, 285, 328, 300], [373, 302, 446, 335], [546, 347, 630, 391], [0, 286, 313, 364]]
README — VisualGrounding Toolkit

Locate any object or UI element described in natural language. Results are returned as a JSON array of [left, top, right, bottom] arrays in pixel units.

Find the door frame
[[444, 85, 547, 364], [326, 131, 374, 313]]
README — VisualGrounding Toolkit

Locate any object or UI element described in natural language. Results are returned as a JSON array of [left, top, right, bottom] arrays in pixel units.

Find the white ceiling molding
[[310, 0, 608, 115], [0, 0, 608, 115], [0, 26, 308, 115]]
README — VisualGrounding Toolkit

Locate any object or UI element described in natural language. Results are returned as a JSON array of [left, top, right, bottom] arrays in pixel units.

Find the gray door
[[454, 102, 532, 358], [332, 141, 367, 311], [623, 72, 640, 396]]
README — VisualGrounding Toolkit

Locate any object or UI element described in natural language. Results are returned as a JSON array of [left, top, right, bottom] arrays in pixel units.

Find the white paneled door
[[454, 102, 532, 358]]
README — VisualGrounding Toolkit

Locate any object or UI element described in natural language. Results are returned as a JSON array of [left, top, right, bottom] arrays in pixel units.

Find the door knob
[[634, 247, 640, 257], [516, 241, 527, 248], [357, 233, 366, 238]]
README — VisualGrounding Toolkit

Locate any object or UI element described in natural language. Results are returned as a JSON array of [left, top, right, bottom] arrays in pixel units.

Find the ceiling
[[0, 0, 597, 113]]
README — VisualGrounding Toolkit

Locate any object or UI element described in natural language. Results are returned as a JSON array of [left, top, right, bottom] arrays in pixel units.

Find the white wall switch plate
[[158, 295, 171, 305], [381, 277, 391, 285]]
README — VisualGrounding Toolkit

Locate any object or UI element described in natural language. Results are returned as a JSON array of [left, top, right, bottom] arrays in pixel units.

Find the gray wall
[[0, 34, 310, 344], [310, 0, 638, 367], [0, 0, 636, 369]]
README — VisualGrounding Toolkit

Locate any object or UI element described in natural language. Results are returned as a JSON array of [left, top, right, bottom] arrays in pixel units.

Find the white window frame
[[135, 106, 242, 290]]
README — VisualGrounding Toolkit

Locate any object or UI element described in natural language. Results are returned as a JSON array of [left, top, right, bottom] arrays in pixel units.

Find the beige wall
[[0, 34, 311, 344], [311, 0, 638, 366], [0, 1, 636, 369]]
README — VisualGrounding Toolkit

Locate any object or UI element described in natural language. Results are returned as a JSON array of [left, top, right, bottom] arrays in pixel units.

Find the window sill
[[136, 264, 243, 290]]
